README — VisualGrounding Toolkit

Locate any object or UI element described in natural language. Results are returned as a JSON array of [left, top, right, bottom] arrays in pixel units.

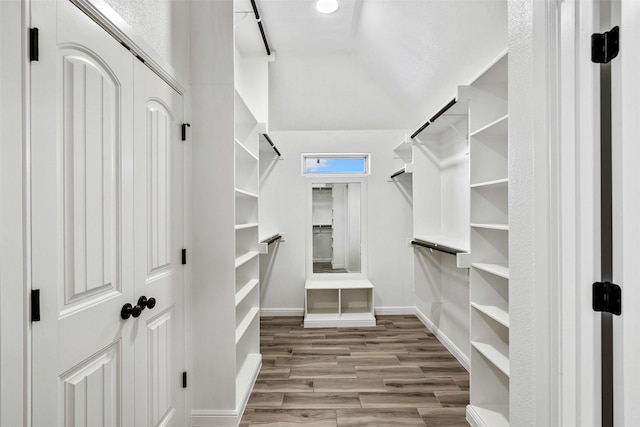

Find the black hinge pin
[[31, 289, 41, 322], [29, 28, 39, 62], [181, 123, 191, 141], [182, 371, 187, 388], [181, 248, 187, 265]]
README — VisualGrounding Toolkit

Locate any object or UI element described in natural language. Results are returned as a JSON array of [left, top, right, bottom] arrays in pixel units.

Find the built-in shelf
[[235, 139, 259, 162], [470, 178, 509, 189], [235, 188, 259, 199], [471, 302, 509, 328], [468, 51, 509, 427], [471, 223, 508, 231], [472, 263, 509, 280], [471, 341, 510, 377], [469, 114, 509, 138], [466, 404, 509, 427], [236, 306, 259, 344], [235, 223, 259, 230], [304, 279, 375, 328], [235, 251, 259, 269], [235, 279, 259, 307]]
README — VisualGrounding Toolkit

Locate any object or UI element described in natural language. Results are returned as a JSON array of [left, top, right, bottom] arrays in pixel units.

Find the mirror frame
[[306, 177, 368, 279]]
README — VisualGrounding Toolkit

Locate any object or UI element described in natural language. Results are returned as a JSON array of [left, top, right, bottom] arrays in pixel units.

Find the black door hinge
[[182, 371, 187, 388], [29, 28, 39, 62], [181, 248, 187, 265], [181, 123, 191, 141], [31, 289, 41, 322], [592, 26, 619, 64], [593, 281, 621, 315]]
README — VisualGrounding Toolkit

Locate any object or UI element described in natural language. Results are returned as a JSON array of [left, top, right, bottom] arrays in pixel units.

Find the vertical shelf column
[[234, 90, 262, 410], [467, 51, 510, 427]]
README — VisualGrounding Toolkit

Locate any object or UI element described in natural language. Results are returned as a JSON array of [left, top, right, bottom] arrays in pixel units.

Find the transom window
[[302, 154, 369, 175]]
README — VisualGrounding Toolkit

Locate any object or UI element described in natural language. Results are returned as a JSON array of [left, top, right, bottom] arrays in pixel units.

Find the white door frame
[[0, 1, 29, 426]]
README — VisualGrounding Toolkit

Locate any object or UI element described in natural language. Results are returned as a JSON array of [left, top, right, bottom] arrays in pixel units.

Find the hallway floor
[[241, 315, 469, 426]]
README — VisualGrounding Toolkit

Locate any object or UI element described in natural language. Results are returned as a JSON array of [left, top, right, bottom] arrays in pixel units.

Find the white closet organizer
[[234, 90, 262, 408], [390, 135, 414, 178], [466, 51, 509, 427], [304, 279, 375, 328]]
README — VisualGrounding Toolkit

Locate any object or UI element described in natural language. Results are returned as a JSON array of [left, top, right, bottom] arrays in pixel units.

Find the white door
[[132, 59, 186, 427], [613, 1, 640, 424], [31, 1, 185, 425]]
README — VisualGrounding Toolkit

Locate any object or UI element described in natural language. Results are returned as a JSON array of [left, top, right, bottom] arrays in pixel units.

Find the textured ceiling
[[236, 0, 507, 132]]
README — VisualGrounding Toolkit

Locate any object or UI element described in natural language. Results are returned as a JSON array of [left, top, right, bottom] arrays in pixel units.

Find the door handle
[[138, 296, 157, 311], [121, 303, 142, 320]]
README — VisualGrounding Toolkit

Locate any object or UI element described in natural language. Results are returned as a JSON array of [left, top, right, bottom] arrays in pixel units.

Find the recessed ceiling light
[[316, 0, 338, 14]]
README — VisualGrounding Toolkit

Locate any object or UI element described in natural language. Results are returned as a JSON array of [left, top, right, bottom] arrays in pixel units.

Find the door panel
[[133, 59, 185, 427], [31, 1, 135, 425]]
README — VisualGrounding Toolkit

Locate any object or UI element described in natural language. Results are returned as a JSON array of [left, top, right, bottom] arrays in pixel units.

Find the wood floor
[[241, 315, 469, 426]]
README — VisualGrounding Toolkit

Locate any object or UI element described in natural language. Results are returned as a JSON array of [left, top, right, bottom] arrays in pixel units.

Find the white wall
[[259, 130, 414, 314]]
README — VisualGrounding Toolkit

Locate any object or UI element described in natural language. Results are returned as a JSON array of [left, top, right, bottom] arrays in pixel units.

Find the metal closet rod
[[261, 234, 282, 245], [410, 239, 462, 256], [410, 98, 457, 139], [390, 168, 406, 179], [250, 0, 271, 56], [262, 133, 281, 157]]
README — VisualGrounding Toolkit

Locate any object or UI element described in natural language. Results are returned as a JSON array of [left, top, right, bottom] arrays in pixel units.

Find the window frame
[[301, 153, 371, 177]]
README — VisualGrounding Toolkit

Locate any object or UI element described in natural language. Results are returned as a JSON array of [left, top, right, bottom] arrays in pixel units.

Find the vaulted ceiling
[[235, 0, 507, 132]]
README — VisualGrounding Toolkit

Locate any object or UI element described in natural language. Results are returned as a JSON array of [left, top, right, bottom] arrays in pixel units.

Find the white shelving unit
[[234, 89, 261, 410], [304, 279, 375, 328], [466, 50, 509, 427], [390, 135, 414, 178]]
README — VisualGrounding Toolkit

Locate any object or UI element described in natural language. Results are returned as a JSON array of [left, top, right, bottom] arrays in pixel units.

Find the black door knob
[[121, 303, 142, 320], [138, 296, 156, 310]]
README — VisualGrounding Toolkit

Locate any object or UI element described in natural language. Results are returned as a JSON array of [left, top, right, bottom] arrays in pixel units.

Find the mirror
[[311, 183, 361, 273]]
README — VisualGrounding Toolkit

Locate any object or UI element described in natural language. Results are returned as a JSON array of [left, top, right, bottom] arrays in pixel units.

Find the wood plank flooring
[[241, 315, 469, 426]]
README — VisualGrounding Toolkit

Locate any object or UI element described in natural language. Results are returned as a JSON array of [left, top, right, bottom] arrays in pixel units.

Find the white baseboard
[[374, 306, 416, 315], [260, 308, 304, 317], [414, 307, 470, 371]]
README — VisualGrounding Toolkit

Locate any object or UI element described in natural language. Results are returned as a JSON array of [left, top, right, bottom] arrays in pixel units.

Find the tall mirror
[[311, 182, 361, 273]]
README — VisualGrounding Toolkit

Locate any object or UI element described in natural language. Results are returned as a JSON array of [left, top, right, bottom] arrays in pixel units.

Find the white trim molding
[[414, 307, 470, 371], [260, 308, 305, 317]]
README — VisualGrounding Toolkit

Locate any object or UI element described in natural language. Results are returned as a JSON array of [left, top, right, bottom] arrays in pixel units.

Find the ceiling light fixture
[[316, 0, 338, 14]]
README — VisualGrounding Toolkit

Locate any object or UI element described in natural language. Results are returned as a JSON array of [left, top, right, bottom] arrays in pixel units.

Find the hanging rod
[[410, 98, 457, 139], [410, 238, 463, 256], [262, 133, 281, 157], [250, 0, 271, 56], [390, 168, 406, 179], [261, 234, 282, 245]]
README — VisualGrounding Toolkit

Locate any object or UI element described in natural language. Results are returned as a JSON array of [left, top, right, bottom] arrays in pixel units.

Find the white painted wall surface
[[259, 130, 414, 313], [102, 0, 190, 82]]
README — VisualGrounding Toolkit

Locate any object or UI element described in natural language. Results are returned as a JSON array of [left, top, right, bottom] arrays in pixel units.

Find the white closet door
[[132, 60, 186, 427], [31, 1, 136, 425]]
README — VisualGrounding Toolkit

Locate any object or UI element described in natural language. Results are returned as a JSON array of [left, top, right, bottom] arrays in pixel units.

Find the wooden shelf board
[[305, 279, 374, 290], [471, 223, 509, 231], [235, 139, 259, 162], [466, 404, 509, 427], [235, 251, 259, 268], [236, 279, 259, 307], [471, 341, 510, 377], [235, 188, 259, 199], [470, 178, 509, 189], [235, 223, 259, 230], [235, 306, 260, 344], [469, 114, 508, 138], [471, 263, 509, 279], [471, 303, 509, 328]]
